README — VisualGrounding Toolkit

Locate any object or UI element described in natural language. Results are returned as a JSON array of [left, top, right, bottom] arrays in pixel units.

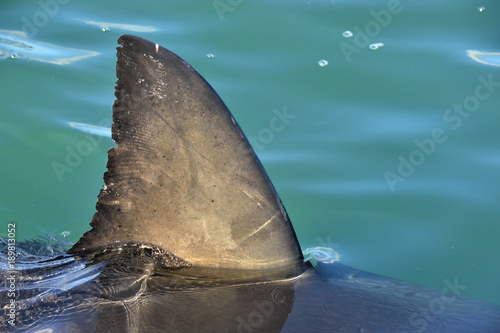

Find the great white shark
[[1, 35, 499, 332]]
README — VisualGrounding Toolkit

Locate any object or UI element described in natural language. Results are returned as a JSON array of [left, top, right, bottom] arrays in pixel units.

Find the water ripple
[[466, 50, 500, 67], [80, 20, 158, 32], [0, 30, 99, 65]]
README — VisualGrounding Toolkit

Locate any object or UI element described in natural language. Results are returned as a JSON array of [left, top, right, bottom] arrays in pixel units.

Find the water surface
[[1, 0, 499, 305]]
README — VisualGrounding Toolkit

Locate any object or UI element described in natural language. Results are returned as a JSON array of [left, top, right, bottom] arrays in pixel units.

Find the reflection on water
[[80, 20, 158, 33], [0, 238, 297, 332], [467, 50, 500, 67], [67, 122, 111, 137], [0, 30, 99, 65], [2, 239, 499, 332]]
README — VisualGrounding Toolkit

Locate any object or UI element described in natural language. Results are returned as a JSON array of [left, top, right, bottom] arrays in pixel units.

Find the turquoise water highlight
[[1, 0, 499, 306]]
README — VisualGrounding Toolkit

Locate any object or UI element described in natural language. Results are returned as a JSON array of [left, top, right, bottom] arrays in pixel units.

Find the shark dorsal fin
[[70, 35, 303, 270]]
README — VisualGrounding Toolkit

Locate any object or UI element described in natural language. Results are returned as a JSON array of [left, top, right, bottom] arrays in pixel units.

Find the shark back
[[70, 35, 303, 271]]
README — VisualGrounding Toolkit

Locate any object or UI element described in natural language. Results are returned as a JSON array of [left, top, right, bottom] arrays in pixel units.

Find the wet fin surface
[[70, 35, 303, 270]]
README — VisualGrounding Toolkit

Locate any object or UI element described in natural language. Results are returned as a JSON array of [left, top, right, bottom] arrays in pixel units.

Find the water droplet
[[206, 53, 215, 59], [101, 26, 110, 32], [318, 59, 328, 67], [369, 42, 384, 50], [342, 30, 353, 38], [60, 231, 71, 237], [9, 53, 18, 59], [478, 6, 485, 12]]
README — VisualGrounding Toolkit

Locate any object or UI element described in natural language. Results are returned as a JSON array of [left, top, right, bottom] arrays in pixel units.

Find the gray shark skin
[[1, 35, 500, 332]]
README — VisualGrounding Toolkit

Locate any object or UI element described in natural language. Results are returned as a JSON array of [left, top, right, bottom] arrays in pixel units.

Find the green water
[[1, 0, 499, 306]]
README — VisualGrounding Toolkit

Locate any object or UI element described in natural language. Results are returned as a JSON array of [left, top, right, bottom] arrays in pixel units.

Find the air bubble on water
[[318, 59, 328, 67], [303, 247, 341, 264], [206, 53, 215, 59], [369, 42, 384, 50], [342, 30, 353, 38], [9, 53, 18, 59], [478, 6, 485, 12], [101, 26, 110, 32], [60, 231, 71, 238]]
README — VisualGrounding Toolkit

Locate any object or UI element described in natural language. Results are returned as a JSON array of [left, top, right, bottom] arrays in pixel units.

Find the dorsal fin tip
[[70, 35, 304, 271]]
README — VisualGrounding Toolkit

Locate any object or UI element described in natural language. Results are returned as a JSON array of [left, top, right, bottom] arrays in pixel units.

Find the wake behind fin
[[70, 35, 303, 271]]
